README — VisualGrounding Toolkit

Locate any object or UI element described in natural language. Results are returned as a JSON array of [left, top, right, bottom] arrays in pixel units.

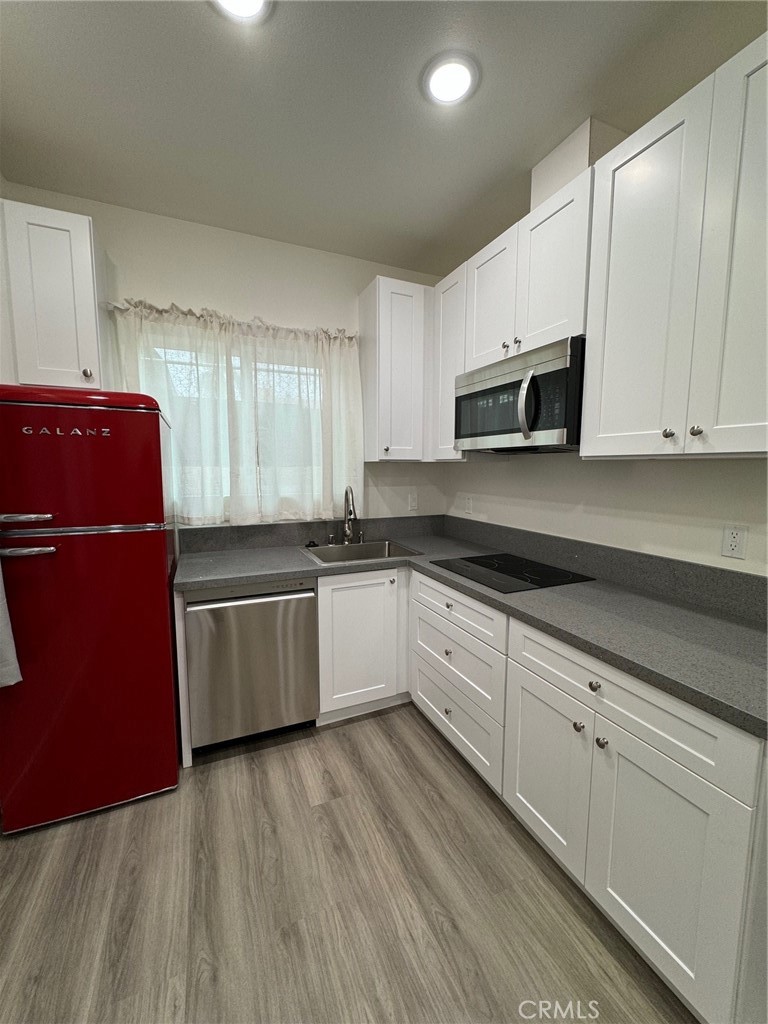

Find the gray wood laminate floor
[[0, 704, 695, 1024]]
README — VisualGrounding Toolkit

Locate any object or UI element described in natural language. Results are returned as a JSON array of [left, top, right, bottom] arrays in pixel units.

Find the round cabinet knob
[[595, 737, 609, 749], [502, 341, 510, 351], [81, 368, 94, 380], [588, 680, 601, 692], [514, 336, 522, 346], [572, 721, 585, 733], [445, 601, 453, 610], [389, 577, 396, 584], [383, 446, 390, 453], [444, 707, 452, 717], [444, 648, 452, 657], [689, 425, 704, 436], [661, 428, 676, 438]]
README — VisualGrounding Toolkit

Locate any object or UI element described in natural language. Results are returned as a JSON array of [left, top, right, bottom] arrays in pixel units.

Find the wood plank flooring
[[0, 704, 696, 1024]]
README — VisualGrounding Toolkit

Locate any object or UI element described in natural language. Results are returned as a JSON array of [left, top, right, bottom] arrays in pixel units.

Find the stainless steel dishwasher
[[185, 577, 319, 748]]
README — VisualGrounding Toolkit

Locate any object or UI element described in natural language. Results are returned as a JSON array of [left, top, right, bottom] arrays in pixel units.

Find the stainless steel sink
[[303, 540, 421, 564]]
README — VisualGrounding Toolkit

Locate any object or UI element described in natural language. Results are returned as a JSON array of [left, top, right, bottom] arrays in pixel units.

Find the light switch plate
[[722, 524, 748, 559], [408, 490, 418, 511], [465, 496, 473, 515]]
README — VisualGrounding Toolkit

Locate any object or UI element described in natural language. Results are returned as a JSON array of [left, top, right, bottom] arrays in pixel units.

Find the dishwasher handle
[[187, 591, 315, 614]]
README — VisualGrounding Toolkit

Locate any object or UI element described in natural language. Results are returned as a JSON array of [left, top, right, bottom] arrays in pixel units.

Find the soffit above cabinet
[[0, 1, 764, 276]]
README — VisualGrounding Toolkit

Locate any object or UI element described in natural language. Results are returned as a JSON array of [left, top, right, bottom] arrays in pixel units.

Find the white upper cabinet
[[359, 276, 425, 461], [2, 200, 102, 389], [687, 35, 768, 455], [464, 223, 518, 372], [580, 78, 714, 457], [430, 264, 466, 460], [514, 168, 592, 351]]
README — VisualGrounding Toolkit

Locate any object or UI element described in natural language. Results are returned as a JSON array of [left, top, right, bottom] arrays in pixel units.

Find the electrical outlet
[[465, 496, 473, 515], [408, 490, 418, 511], [722, 524, 748, 560]]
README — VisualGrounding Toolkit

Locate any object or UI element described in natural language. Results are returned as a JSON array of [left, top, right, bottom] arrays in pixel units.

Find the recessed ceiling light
[[423, 54, 479, 106], [213, 0, 272, 24]]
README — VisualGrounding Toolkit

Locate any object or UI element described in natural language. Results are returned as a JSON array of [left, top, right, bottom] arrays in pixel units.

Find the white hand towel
[[0, 564, 21, 687]]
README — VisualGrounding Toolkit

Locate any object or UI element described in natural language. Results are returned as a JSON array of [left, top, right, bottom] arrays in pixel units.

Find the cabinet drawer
[[410, 652, 503, 792], [410, 601, 506, 724], [410, 572, 508, 653], [508, 619, 763, 806]]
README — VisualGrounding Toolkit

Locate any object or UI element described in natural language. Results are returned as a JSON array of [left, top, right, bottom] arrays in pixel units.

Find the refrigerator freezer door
[[0, 530, 178, 832], [0, 398, 165, 529]]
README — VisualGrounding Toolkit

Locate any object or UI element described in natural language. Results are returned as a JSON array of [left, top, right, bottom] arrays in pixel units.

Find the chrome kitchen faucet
[[343, 485, 359, 544]]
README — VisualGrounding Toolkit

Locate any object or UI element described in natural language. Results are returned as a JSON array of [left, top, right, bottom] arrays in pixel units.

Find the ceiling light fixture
[[423, 53, 479, 106], [212, 0, 272, 24]]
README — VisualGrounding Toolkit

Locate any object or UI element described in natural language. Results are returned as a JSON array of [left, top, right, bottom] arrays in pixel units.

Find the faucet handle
[[358, 528, 364, 544]]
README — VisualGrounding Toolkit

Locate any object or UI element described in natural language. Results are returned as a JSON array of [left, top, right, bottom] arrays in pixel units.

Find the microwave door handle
[[518, 369, 535, 440]]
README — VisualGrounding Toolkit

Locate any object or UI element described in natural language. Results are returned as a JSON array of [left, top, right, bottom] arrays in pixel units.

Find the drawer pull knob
[[572, 721, 585, 733], [444, 707, 452, 717], [689, 425, 704, 437], [588, 680, 601, 692], [445, 601, 453, 610], [384, 446, 390, 453], [81, 367, 94, 380], [661, 427, 675, 438], [595, 737, 609, 749], [389, 577, 396, 584], [444, 648, 452, 657]]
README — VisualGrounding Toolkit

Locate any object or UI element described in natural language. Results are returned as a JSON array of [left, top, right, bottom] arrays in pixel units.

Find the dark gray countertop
[[175, 534, 768, 739]]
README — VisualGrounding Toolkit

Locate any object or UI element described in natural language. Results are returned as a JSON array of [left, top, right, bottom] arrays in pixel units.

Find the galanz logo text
[[21, 426, 111, 437]]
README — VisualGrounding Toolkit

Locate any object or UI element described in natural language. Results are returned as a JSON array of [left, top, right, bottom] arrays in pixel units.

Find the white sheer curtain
[[111, 300, 364, 526]]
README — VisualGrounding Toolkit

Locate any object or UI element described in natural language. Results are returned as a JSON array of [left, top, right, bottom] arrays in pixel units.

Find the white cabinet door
[[514, 168, 592, 352], [464, 224, 518, 372], [318, 569, 399, 714], [2, 200, 101, 389], [360, 277, 424, 461], [687, 34, 768, 455], [585, 716, 754, 1024], [503, 662, 595, 882], [580, 78, 714, 456], [431, 265, 466, 460]]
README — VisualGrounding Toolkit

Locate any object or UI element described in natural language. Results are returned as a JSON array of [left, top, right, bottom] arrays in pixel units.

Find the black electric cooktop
[[430, 553, 594, 594]]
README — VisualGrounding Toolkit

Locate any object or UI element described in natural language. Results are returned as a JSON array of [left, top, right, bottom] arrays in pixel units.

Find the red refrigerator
[[0, 384, 179, 833]]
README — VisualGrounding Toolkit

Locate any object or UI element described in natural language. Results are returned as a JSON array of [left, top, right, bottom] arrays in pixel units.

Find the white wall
[[0, 179, 437, 333], [3, 180, 765, 574], [443, 455, 767, 576], [0, 178, 440, 517], [364, 462, 447, 520]]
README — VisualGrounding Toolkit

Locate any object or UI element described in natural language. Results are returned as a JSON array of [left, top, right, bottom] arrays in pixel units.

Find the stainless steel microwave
[[454, 336, 585, 452]]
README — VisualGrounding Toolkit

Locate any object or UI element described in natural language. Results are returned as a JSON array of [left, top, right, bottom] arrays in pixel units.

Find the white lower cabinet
[[318, 569, 400, 714], [503, 619, 763, 1024], [585, 716, 754, 1024], [503, 663, 594, 881], [410, 652, 503, 792], [407, 577, 763, 1023]]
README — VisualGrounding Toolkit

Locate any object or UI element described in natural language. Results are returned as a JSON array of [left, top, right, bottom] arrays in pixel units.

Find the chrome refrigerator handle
[[517, 368, 535, 440], [0, 547, 57, 557], [0, 514, 54, 523]]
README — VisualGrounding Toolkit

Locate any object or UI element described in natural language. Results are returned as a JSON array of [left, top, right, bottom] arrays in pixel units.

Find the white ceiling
[[0, 1, 764, 276]]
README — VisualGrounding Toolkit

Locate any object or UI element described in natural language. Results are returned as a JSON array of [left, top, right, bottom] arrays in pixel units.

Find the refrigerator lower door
[[0, 530, 178, 832]]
